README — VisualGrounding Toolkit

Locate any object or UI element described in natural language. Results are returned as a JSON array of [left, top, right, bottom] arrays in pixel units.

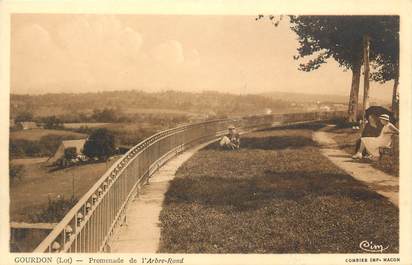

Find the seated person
[[352, 114, 399, 160], [354, 113, 383, 155], [220, 125, 240, 150]]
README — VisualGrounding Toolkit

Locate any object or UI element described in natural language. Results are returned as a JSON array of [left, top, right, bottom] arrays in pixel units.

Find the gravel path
[[313, 126, 399, 207], [109, 140, 217, 253]]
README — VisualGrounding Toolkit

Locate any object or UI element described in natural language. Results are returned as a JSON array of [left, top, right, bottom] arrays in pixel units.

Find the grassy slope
[[63, 122, 111, 129], [159, 125, 398, 253], [107, 123, 168, 146], [9, 158, 118, 222], [10, 129, 86, 141]]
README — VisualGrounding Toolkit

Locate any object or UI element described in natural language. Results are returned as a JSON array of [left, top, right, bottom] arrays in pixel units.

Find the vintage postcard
[[1, 0, 411, 265]]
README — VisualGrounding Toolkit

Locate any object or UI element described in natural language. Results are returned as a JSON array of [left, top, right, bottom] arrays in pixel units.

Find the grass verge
[[159, 124, 398, 253]]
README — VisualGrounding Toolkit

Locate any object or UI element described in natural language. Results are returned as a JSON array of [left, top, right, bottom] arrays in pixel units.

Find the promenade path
[[110, 140, 216, 252], [109, 123, 399, 253], [313, 125, 399, 207]]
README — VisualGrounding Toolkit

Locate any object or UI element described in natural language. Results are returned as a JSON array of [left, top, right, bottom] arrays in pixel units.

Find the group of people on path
[[218, 112, 399, 159], [352, 114, 399, 160]]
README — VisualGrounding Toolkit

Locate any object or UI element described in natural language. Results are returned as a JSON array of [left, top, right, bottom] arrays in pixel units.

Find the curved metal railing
[[33, 111, 345, 253]]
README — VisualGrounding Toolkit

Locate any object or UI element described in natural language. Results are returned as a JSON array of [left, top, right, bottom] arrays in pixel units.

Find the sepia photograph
[[1, 1, 411, 264]]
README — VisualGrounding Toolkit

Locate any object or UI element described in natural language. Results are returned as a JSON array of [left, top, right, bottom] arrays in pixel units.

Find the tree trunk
[[361, 35, 370, 126], [347, 62, 361, 122], [392, 76, 399, 121]]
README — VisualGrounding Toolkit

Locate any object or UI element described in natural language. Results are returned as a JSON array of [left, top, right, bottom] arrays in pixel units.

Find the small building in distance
[[18, 121, 39, 130], [48, 139, 87, 165], [319, 105, 331, 112]]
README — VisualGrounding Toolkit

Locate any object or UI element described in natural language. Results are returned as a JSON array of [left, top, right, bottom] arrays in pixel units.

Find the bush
[[64, 147, 77, 160], [42, 116, 64, 129], [15, 111, 33, 122], [372, 136, 399, 176], [24, 141, 43, 156], [9, 140, 47, 158], [83, 128, 115, 160], [91, 108, 118, 122], [9, 163, 24, 185], [329, 116, 357, 128], [73, 126, 94, 135], [29, 196, 78, 223], [9, 140, 26, 158]]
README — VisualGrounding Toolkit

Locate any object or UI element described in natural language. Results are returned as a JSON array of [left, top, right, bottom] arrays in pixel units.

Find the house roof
[[48, 139, 87, 163], [61, 139, 87, 151], [20, 121, 37, 126]]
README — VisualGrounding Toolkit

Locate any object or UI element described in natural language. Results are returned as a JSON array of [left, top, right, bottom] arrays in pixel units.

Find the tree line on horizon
[[10, 90, 294, 120]]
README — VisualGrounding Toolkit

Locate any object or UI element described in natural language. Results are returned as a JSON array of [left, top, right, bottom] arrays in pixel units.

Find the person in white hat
[[219, 125, 240, 150], [352, 114, 399, 159]]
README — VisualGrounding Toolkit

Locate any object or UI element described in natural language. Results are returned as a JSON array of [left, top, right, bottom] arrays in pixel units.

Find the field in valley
[[10, 129, 86, 141], [63, 122, 111, 129], [9, 157, 119, 222], [9, 120, 170, 222], [9, 129, 88, 159]]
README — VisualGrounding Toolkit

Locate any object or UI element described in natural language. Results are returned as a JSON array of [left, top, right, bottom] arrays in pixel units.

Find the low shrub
[[9, 163, 24, 185], [29, 196, 78, 223], [372, 136, 399, 176], [9, 139, 47, 158], [329, 116, 357, 129]]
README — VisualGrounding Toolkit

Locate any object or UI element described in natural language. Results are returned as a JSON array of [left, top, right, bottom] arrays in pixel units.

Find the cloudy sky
[[11, 14, 393, 101]]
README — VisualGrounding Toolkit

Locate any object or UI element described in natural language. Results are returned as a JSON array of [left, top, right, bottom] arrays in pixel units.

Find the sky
[[11, 14, 394, 101]]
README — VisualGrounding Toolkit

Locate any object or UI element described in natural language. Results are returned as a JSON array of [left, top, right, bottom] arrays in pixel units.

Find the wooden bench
[[379, 135, 399, 160]]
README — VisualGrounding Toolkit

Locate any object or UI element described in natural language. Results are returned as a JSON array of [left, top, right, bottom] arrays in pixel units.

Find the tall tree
[[287, 16, 399, 122], [362, 35, 371, 125], [370, 16, 400, 120]]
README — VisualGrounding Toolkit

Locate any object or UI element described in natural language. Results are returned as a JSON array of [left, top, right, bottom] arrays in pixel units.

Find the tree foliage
[[9, 163, 24, 184], [42, 115, 64, 129], [29, 196, 78, 223], [369, 16, 399, 83], [83, 128, 115, 160], [288, 15, 399, 74], [15, 111, 33, 122], [64, 147, 78, 160], [92, 108, 119, 122], [257, 15, 399, 121]]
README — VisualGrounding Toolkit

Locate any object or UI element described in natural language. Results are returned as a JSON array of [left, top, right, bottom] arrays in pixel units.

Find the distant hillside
[[261, 91, 348, 103], [12, 90, 390, 121], [261, 91, 388, 105], [10, 90, 297, 119]]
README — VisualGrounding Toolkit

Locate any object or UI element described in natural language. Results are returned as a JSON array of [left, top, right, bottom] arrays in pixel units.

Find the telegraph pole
[[72, 173, 75, 199]]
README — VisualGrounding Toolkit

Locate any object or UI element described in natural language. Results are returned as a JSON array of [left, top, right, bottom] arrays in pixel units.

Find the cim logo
[[359, 240, 389, 253]]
